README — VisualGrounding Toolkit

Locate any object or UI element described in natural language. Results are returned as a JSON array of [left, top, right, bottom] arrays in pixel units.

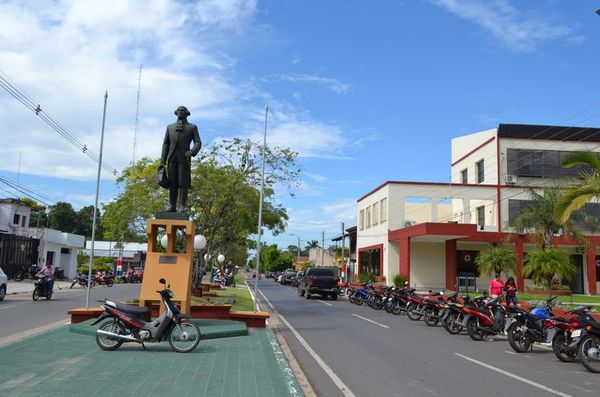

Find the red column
[[399, 237, 411, 286], [587, 246, 597, 295], [445, 240, 457, 290], [515, 237, 525, 292]]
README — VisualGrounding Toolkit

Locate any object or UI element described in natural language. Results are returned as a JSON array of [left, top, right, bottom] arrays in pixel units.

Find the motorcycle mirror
[[159, 278, 166, 285]]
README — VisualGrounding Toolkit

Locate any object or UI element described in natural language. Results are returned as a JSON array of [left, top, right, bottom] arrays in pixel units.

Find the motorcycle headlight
[[168, 291, 175, 298]]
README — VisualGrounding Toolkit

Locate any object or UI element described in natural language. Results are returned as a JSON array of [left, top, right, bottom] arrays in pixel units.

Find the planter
[[190, 304, 232, 319], [525, 289, 572, 296]]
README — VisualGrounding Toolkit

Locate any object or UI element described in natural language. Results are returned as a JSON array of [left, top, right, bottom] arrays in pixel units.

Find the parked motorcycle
[[465, 296, 507, 341], [548, 305, 590, 362], [32, 274, 53, 301], [576, 307, 600, 373], [94, 272, 115, 287], [13, 264, 40, 281], [92, 278, 201, 353], [507, 296, 564, 353], [70, 273, 91, 289]]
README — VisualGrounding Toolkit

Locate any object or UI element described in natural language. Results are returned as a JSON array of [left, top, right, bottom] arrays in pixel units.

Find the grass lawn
[[517, 293, 600, 306], [191, 283, 254, 311]]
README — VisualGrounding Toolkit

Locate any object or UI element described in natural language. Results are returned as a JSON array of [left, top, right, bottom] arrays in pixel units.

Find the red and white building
[[356, 124, 600, 295]]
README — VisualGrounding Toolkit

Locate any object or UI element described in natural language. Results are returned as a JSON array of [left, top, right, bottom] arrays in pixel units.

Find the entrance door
[[568, 255, 584, 294], [46, 251, 55, 266]]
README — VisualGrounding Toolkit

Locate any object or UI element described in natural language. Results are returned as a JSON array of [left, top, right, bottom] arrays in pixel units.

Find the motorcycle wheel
[[96, 320, 126, 351], [384, 300, 394, 313], [406, 303, 423, 321], [443, 312, 463, 335], [46, 290, 52, 300], [578, 334, 600, 373], [106, 279, 114, 287], [372, 297, 384, 310], [32, 287, 40, 301], [423, 307, 439, 327], [13, 272, 24, 282], [466, 317, 485, 341], [507, 322, 531, 353], [169, 321, 201, 353], [552, 333, 576, 362], [391, 301, 403, 315]]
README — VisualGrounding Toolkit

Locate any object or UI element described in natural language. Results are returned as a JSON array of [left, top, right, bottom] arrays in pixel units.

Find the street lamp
[[193, 235, 206, 285]]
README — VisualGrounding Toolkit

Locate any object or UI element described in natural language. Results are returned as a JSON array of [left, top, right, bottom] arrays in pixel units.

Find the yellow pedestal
[[139, 218, 195, 315]]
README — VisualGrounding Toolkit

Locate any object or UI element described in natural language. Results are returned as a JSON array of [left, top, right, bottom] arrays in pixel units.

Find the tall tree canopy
[[102, 138, 300, 266]]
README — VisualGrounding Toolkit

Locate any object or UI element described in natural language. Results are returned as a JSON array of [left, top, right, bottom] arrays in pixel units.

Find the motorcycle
[[92, 278, 201, 353], [13, 264, 40, 281], [465, 296, 507, 341], [32, 274, 53, 301], [70, 273, 91, 289], [507, 296, 565, 353], [548, 305, 590, 362], [575, 307, 600, 373], [94, 272, 115, 287], [406, 289, 444, 321]]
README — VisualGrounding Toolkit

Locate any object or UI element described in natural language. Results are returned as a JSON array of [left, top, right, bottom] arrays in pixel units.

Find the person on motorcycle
[[41, 262, 54, 293]]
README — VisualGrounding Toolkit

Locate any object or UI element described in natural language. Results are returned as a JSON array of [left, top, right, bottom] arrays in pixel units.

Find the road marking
[[351, 314, 389, 329], [244, 281, 263, 311], [256, 288, 356, 397], [504, 350, 517, 355], [317, 300, 332, 306], [454, 353, 573, 397], [0, 305, 16, 310]]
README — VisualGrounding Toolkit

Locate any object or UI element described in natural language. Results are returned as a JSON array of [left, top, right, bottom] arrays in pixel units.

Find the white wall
[[451, 128, 497, 185], [410, 242, 446, 290]]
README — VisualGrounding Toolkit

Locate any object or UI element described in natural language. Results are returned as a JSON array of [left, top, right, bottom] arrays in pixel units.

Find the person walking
[[504, 276, 518, 308], [489, 272, 504, 298]]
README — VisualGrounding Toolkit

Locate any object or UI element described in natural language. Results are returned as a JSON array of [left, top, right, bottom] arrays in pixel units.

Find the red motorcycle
[[547, 305, 591, 363], [93, 272, 115, 287], [464, 296, 507, 341]]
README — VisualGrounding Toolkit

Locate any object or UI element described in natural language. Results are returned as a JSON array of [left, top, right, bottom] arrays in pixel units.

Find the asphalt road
[[0, 283, 141, 340], [255, 280, 600, 397]]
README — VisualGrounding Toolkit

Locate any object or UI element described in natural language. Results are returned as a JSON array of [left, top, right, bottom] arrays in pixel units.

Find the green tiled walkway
[[70, 318, 249, 340], [0, 325, 303, 397]]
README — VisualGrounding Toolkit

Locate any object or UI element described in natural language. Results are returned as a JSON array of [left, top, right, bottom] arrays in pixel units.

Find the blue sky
[[1, 0, 600, 250]]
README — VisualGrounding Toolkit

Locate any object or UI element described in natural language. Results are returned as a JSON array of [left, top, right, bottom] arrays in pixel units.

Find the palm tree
[[557, 150, 600, 224], [475, 245, 517, 277], [305, 240, 319, 250], [522, 248, 576, 289]]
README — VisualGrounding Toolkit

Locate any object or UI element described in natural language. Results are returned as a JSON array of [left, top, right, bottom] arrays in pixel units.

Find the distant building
[[82, 241, 147, 271], [0, 198, 84, 278], [356, 124, 600, 294]]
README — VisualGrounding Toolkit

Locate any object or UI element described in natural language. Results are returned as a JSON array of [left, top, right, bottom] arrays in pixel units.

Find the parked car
[[280, 271, 297, 285], [273, 271, 282, 282], [297, 267, 339, 300], [0, 267, 7, 301], [291, 271, 304, 287]]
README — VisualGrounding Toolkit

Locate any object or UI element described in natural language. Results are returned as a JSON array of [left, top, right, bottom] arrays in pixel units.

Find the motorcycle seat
[[115, 303, 150, 317]]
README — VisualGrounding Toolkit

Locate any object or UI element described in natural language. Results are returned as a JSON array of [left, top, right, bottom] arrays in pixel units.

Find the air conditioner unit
[[403, 220, 417, 228], [504, 175, 517, 184]]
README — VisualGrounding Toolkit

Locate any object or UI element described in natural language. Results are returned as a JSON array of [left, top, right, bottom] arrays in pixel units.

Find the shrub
[[358, 273, 375, 283], [393, 274, 407, 287]]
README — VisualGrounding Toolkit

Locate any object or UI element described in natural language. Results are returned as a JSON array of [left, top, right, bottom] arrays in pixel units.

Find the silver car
[[0, 267, 7, 301]]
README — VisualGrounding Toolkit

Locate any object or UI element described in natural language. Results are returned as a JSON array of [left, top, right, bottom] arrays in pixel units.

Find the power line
[[0, 68, 119, 177]]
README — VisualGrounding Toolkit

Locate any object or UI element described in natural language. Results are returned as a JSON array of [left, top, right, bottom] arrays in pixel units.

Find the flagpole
[[86, 91, 108, 308], [254, 104, 268, 312]]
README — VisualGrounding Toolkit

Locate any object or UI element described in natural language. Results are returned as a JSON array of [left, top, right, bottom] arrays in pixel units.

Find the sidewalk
[[0, 321, 303, 397], [5, 279, 73, 295]]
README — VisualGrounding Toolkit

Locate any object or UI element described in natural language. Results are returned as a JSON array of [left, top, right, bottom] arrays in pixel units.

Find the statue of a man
[[160, 106, 202, 212]]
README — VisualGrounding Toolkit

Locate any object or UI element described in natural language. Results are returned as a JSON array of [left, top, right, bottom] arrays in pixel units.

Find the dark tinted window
[[506, 149, 594, 178], [476, 160, 484, 183], [306, 268, 334, 276]]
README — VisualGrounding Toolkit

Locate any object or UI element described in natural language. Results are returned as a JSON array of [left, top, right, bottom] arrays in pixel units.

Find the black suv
[[297, 267, 338, 300]]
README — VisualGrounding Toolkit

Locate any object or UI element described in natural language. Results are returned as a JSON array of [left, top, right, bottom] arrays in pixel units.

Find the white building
[[356, 124, 600, 295], [0, 198, 84, 278]]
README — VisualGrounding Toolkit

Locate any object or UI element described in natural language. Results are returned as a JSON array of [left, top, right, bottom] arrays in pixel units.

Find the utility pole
[[253, 104, 268, 312], [321, 230, 325, 266], [296, 235, 300, 264], [341, 222, 345, 281]]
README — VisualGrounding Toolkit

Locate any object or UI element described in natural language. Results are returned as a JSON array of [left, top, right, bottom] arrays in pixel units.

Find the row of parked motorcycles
[[12, 264, 65, 281], [70, 272, 115, 289], [347, 282, 600, 373]]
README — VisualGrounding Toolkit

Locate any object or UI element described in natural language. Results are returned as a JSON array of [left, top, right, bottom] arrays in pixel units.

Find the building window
[[476, 160, 484, 183], [359, 248, 381, 276], [477, 206, 485, 230], [366, 206, 371, 228], [359, 210, 364, 231], [380, 198, 387, 222], [461, 169, 468, 184], [13, 213, 20, 225], [372, 202, 379, 225], [21, 216, 27, 227], [61, 248, 70, 254]]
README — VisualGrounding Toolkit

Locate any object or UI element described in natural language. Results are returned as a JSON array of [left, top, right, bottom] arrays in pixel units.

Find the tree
[[522, 248, 576, 289], [305, 240, 319, 250], [102, 138, 300, 263], [20, 198, 48, 227], [47, 202, 78, 233], [260, 245, 292, 272], [557, 150, 600, 224], [75, 205, 103, 239], [475, 245, 517, 276]]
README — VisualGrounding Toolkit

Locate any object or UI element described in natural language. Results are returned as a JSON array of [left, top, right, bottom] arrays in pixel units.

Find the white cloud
[[430, 0, 582, 52], [275, 74, 352, 94]]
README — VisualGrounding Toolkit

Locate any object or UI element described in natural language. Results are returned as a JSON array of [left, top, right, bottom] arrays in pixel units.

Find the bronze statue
[[159, 106, 201, 212]]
